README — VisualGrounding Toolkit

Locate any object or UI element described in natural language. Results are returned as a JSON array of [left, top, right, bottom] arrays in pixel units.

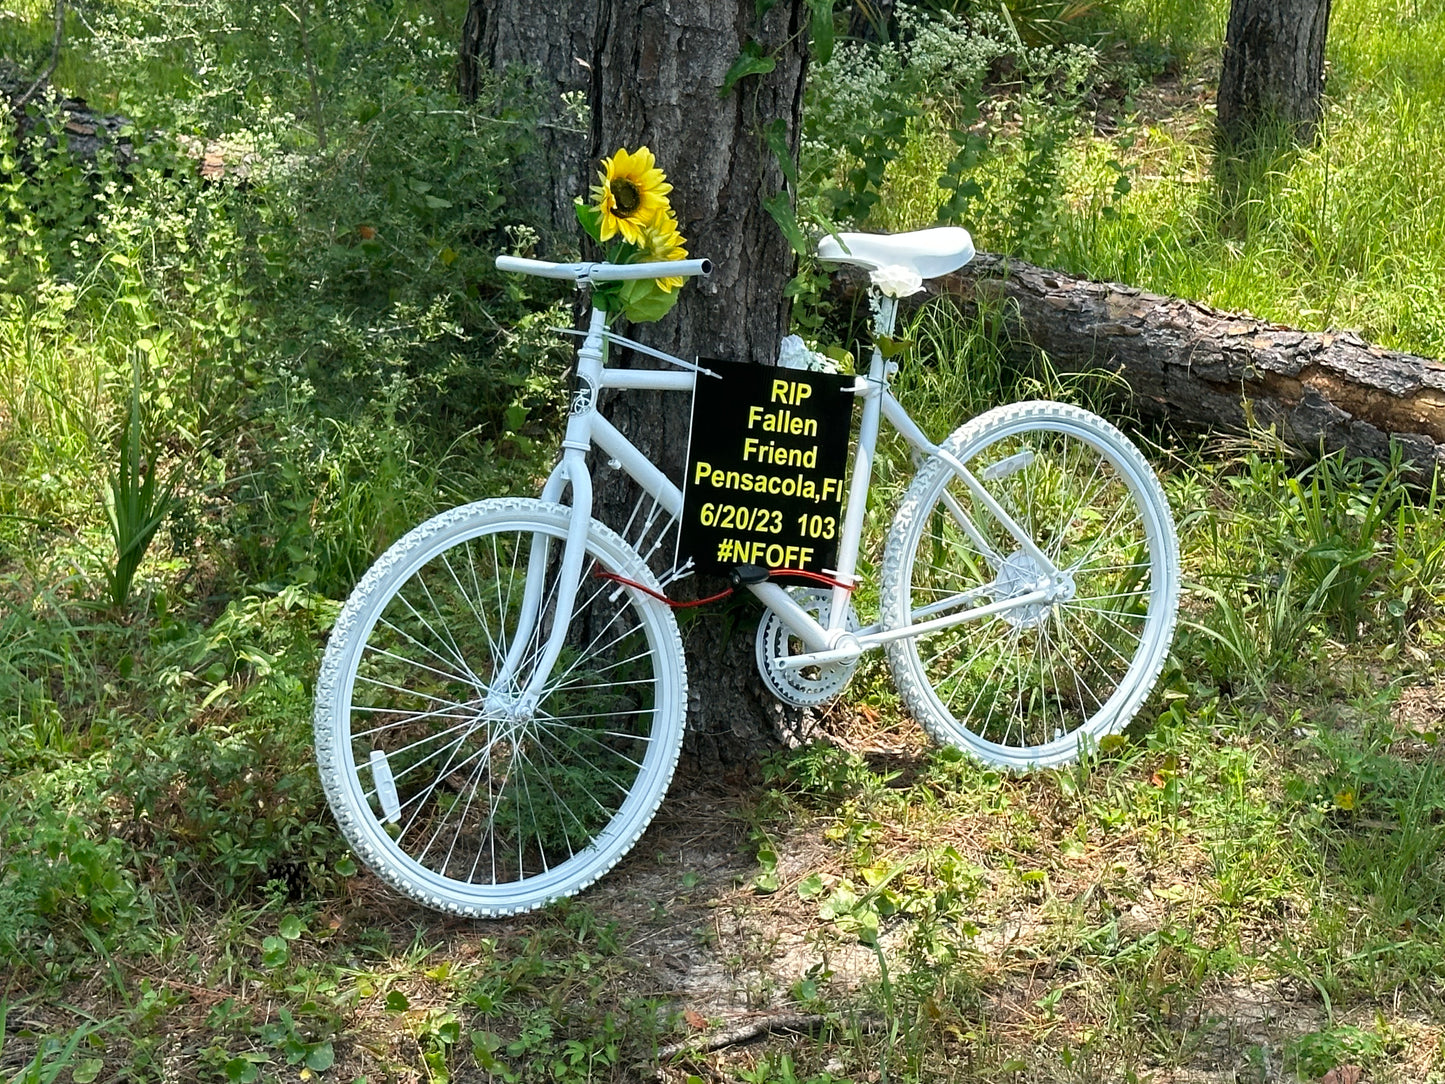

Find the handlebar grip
[[588, 258, 712, 282], [494, 255, 585, 280]]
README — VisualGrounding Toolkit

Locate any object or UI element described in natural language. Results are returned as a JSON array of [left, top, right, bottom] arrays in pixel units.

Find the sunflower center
[[610, 178, 642, 216]]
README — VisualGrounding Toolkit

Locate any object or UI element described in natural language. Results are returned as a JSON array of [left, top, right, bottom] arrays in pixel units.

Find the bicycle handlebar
[[495, 255, 712, 284]]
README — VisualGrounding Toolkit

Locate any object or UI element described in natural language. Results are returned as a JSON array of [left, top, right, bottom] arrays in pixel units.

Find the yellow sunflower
[[593, 146, 673, 245], [637, 213, 689, 292]]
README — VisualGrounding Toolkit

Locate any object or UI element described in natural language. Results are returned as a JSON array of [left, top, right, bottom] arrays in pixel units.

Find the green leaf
[[854, 907, 880, 944], [808, 0, 835, 64], [590, 280, 625, 316], [617, 278, 681, 324], [753, 842, 780, 893], [224, 1057, 261, 1083], [762, 118, 798, 189], [574, 199, 604, 244], [261, 936, 289, 968], [796, 872, 825, 899], [875, 335, 913, 359], [305, 1042, 335, 1072], [819, 882, 859, 921], [720, 40, 776, 97], [72, 1058, 104, 1084], [385, 990, 410, 1012], [279, 914, 303, 940], [762, 191, 809, 256]]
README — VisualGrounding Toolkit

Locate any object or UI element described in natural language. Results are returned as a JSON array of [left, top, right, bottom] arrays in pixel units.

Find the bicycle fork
[[482, 313, 613, 718]]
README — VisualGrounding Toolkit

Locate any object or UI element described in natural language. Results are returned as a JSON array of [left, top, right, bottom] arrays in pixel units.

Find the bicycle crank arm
[[773, 587, 1053, 671]]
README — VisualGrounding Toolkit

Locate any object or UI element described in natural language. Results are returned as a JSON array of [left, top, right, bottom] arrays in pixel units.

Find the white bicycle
[[313, 227, 1180, 916]]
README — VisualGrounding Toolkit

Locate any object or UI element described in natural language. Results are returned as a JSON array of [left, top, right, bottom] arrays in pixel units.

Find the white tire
[[882, 402, 1179, 769], [314, 498, 687, 915]]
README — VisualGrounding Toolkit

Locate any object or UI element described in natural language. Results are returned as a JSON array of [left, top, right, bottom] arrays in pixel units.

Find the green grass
[[857, 0, 1445, 358], [1052, 0, 1445, 359]]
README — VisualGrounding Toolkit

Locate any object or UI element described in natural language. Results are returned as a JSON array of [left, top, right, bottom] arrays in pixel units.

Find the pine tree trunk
[[1217, 0, 1331, 146], [457, 3, 598, 246], [461, 1, 810, 768]]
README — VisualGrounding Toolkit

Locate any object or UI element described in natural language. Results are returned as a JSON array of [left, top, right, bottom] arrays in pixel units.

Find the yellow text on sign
[[770, 379, 813, 406]]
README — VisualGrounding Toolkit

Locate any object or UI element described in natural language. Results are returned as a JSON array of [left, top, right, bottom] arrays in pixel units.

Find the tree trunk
[[464, 1, 810, 768], [894, 253, 1445, 475], [1217, 0, 1331, 146], [457, 5, 597, 247]]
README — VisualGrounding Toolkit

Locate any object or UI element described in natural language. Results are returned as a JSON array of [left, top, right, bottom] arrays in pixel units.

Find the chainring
[[754, 588, 861, 707]]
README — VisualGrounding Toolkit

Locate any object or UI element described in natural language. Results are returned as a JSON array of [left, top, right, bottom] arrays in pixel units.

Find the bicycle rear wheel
[[881, 401, 1179, 769], [314, 498, 687, 915]]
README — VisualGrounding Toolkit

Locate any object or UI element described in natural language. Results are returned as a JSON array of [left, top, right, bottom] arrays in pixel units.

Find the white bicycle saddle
[[817, 226, 975, 280]]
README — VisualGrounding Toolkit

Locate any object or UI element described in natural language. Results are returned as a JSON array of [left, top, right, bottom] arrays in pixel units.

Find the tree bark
[[457, 4, 596, 246], [1217, 0, 1331, 146], [899, 252, 1445, 475], [464, 2, 810, 768]]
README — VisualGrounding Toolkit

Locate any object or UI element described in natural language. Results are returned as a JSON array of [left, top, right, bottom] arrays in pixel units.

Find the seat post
[[872, 294, 900, 340]]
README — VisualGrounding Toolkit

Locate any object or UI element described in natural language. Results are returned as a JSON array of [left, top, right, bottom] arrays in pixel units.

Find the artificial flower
[[593, 146, 673, 245], [869, 264, 924, 298], [636, 212, 689, 291]]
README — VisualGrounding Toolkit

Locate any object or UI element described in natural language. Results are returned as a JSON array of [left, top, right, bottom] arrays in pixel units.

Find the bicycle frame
[[491, 295, 1060, 709]]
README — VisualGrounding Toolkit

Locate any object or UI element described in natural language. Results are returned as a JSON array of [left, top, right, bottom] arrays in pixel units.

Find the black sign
[[680, 360, 854, 578]]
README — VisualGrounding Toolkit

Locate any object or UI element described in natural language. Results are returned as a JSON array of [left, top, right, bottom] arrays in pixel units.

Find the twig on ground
[[654, 1010, 884, 1061]]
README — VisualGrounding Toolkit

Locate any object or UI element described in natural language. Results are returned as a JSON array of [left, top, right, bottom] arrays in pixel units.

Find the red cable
[[770, 568, 856, 591], [593, 566, 855, 608], [593, 571, 733, 608]]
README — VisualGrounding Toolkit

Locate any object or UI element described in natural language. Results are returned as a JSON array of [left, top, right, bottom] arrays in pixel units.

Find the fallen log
[[2, 60, 135, 165], [903, 252, 1445, 474], [3, 63, 253, 179]]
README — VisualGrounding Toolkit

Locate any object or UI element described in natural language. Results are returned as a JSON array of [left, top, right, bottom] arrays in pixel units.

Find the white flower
[[777, 334, 836, 373], [870, 264, 924, 298]]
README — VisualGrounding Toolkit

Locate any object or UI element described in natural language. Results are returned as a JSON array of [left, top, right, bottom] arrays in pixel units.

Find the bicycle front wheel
[[881, 401, 1179, 769], [314, 498, 687, 916]]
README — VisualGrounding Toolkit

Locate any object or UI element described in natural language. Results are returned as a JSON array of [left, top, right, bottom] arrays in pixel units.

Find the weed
[[1286, 1023, 1386, 1077], [3, 1021, 98, 1084], [102, 346, 180, 610]]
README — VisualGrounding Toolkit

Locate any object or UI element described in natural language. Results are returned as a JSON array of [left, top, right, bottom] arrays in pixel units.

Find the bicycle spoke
[[353, 673, 468, 710], [376, 614, 481, 685], [363, 642, 480, 688], [884, 404, 1176, 766]]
